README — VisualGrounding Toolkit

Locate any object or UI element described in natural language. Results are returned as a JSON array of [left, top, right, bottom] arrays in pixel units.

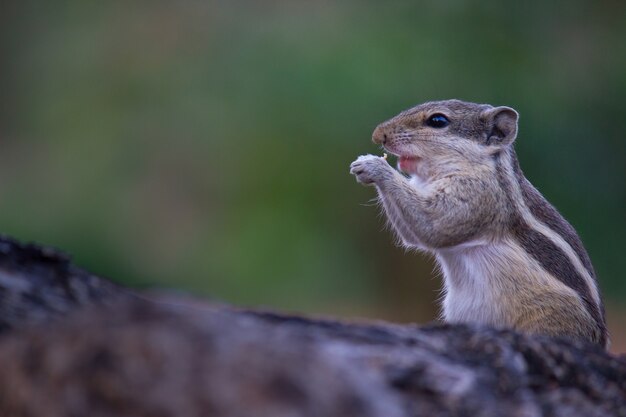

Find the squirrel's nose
[[372, 125, 388, 145]]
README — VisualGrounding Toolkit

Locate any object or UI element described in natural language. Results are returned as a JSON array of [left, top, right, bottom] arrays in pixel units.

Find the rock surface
[[0, 236, 624, 417], [0, 235, 124, 333]]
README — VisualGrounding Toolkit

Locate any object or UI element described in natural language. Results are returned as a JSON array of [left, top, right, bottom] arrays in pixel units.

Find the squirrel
[[349, 99, 608, 348]]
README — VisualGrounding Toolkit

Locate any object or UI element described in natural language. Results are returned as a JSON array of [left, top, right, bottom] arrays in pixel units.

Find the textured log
[[0, 235, 124, 333], [0, 236, 624, 417]]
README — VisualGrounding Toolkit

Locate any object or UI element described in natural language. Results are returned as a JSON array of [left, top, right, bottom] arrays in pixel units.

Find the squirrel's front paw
[[350, 154, 392, 185]]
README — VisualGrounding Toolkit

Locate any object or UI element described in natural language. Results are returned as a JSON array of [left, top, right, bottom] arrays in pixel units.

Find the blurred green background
[[1, 1, 624, 351]]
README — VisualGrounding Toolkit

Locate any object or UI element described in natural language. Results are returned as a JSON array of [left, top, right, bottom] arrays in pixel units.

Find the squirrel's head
[[372, 99, 518, 174]]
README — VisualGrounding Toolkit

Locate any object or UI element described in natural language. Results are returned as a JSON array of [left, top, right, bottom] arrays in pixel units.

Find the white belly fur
[[435, 237, 561, 327]]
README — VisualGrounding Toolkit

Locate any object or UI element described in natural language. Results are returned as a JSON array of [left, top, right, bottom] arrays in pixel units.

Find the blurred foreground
[[0, 235, 623, 417]]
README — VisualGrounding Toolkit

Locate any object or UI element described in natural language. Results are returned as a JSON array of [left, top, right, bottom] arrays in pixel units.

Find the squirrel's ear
[[483, 106, 518, 145]]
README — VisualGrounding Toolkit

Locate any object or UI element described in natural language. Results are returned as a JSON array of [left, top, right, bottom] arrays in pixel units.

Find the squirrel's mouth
[[398, 156, 420, 174], [383, 144, 421, 175]]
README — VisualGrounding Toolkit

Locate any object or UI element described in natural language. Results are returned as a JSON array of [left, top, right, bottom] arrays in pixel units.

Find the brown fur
[[350, 99, 608, 347]]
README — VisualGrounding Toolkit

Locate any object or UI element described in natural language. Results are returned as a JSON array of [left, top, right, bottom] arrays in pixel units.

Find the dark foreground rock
[[0, 235, 124, 333], [0, 236, 624, 417]]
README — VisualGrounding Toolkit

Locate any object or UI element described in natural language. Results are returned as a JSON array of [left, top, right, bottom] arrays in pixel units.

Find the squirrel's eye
[[426, 114, 450, 128]]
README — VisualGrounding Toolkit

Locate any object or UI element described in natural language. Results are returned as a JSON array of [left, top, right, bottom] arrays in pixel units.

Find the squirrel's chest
[[435, 239, 539, 326]]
